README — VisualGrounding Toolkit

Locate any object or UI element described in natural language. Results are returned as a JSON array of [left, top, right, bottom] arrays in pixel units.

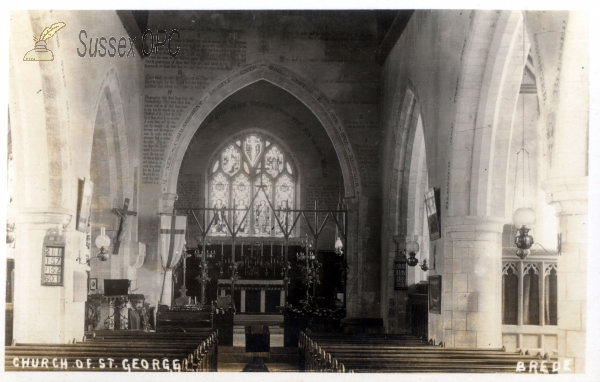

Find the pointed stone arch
[[446, 10, 505, 219], [381, 84, 430, 333], [91, 69, 132, 206], [469, 10, 529, 219], [89, 69, 133, 282], [159, 61, 362, 207]]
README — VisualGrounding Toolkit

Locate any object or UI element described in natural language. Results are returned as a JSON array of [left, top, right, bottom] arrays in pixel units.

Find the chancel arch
[[159, 61, 362, 212], [169, 77, 351, 314]]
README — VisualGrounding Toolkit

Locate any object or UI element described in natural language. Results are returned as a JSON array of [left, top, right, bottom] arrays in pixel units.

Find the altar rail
[[156, 305, 213, 333]]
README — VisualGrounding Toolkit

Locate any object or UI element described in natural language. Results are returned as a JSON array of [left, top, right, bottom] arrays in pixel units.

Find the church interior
[[5, 9, 590, 373]]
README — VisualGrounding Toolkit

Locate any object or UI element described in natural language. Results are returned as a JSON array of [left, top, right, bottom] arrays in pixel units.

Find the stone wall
[[138, 10, 383, 315], [9, 10, 144, 342], [380, 9, 471, 337], [379, 10, 587, 364]]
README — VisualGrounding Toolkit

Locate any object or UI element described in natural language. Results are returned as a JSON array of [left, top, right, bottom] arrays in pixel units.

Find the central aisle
[[217, 346, 300, 372], [217, 327, 299, 372]]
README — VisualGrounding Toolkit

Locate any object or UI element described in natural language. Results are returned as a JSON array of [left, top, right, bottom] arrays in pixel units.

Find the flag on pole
[[160, 214, 187, 270]]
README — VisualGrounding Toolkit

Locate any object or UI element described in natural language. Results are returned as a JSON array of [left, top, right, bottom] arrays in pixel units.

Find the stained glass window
[[221, 145, 240, 176], [254, 175, 272, 236], [210, 173, 229, 236], [275, 175, 294, 235], [208, 133, 296, 237], [232, 174, 251, 237], [265, 146, 283, 177], [244, 135, 262, 167]]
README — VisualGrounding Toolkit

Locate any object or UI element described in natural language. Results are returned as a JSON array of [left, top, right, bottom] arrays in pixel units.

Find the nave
[[6, 9, 590, 375]]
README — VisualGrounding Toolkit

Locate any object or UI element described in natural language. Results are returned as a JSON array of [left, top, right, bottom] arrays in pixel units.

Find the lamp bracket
[[420, 259, 435, 272], [76, 251, 90, 265]]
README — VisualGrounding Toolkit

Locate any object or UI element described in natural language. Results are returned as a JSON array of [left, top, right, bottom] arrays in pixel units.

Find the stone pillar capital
[[445, 215, 505, 236], [391, 235, 407, 254], [542, 177, 587, 216], [159, 192, 179, 211]]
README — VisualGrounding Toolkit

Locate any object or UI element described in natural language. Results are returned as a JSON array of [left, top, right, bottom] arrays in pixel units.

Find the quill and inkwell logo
[[23, 22, 66, 61]]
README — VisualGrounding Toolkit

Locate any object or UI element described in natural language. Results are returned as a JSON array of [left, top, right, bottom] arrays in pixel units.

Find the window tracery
[[208, 132, 296, 237]]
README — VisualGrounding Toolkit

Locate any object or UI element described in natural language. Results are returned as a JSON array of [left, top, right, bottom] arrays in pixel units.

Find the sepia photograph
[[3, 2, 598, 380]]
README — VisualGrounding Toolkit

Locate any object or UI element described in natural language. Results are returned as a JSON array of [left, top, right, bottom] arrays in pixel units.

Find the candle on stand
[[195, 296, 197, 305]]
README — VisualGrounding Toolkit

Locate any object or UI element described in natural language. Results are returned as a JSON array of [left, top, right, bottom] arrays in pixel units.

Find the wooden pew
[[299, 331, 555, 373], [156, 305, 213, 333], [5, 330, 218, 372], [6, 338, 217, 372]]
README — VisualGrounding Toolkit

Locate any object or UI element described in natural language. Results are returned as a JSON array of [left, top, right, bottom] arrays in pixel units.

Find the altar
[[165, 201, 348, 346], [218, 279, 286, 313]]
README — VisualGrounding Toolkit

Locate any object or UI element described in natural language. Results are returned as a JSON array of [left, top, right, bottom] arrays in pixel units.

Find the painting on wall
[[424, 187, 441, 240], [89, 278, 97, 291], [428, 275, 442, 314]]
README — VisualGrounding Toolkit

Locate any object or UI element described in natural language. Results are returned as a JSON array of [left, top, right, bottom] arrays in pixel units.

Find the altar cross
[[112, 198, 137, 254]]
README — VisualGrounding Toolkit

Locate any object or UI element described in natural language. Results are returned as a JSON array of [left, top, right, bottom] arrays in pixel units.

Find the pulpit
[[86, 292, 151, 331]]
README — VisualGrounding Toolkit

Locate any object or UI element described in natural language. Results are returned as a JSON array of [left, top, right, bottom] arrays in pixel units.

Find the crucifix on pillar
[[112, 198, 137, 255]]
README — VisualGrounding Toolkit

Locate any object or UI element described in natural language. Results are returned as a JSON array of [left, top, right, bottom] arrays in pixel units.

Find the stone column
[[13, 210, 80, 344], [538, 11, 588, 373], [443, 216, 504, 348], [387, 235, 409, 334], [343, 197, 358, 316], [543, 177, 587, 372]]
